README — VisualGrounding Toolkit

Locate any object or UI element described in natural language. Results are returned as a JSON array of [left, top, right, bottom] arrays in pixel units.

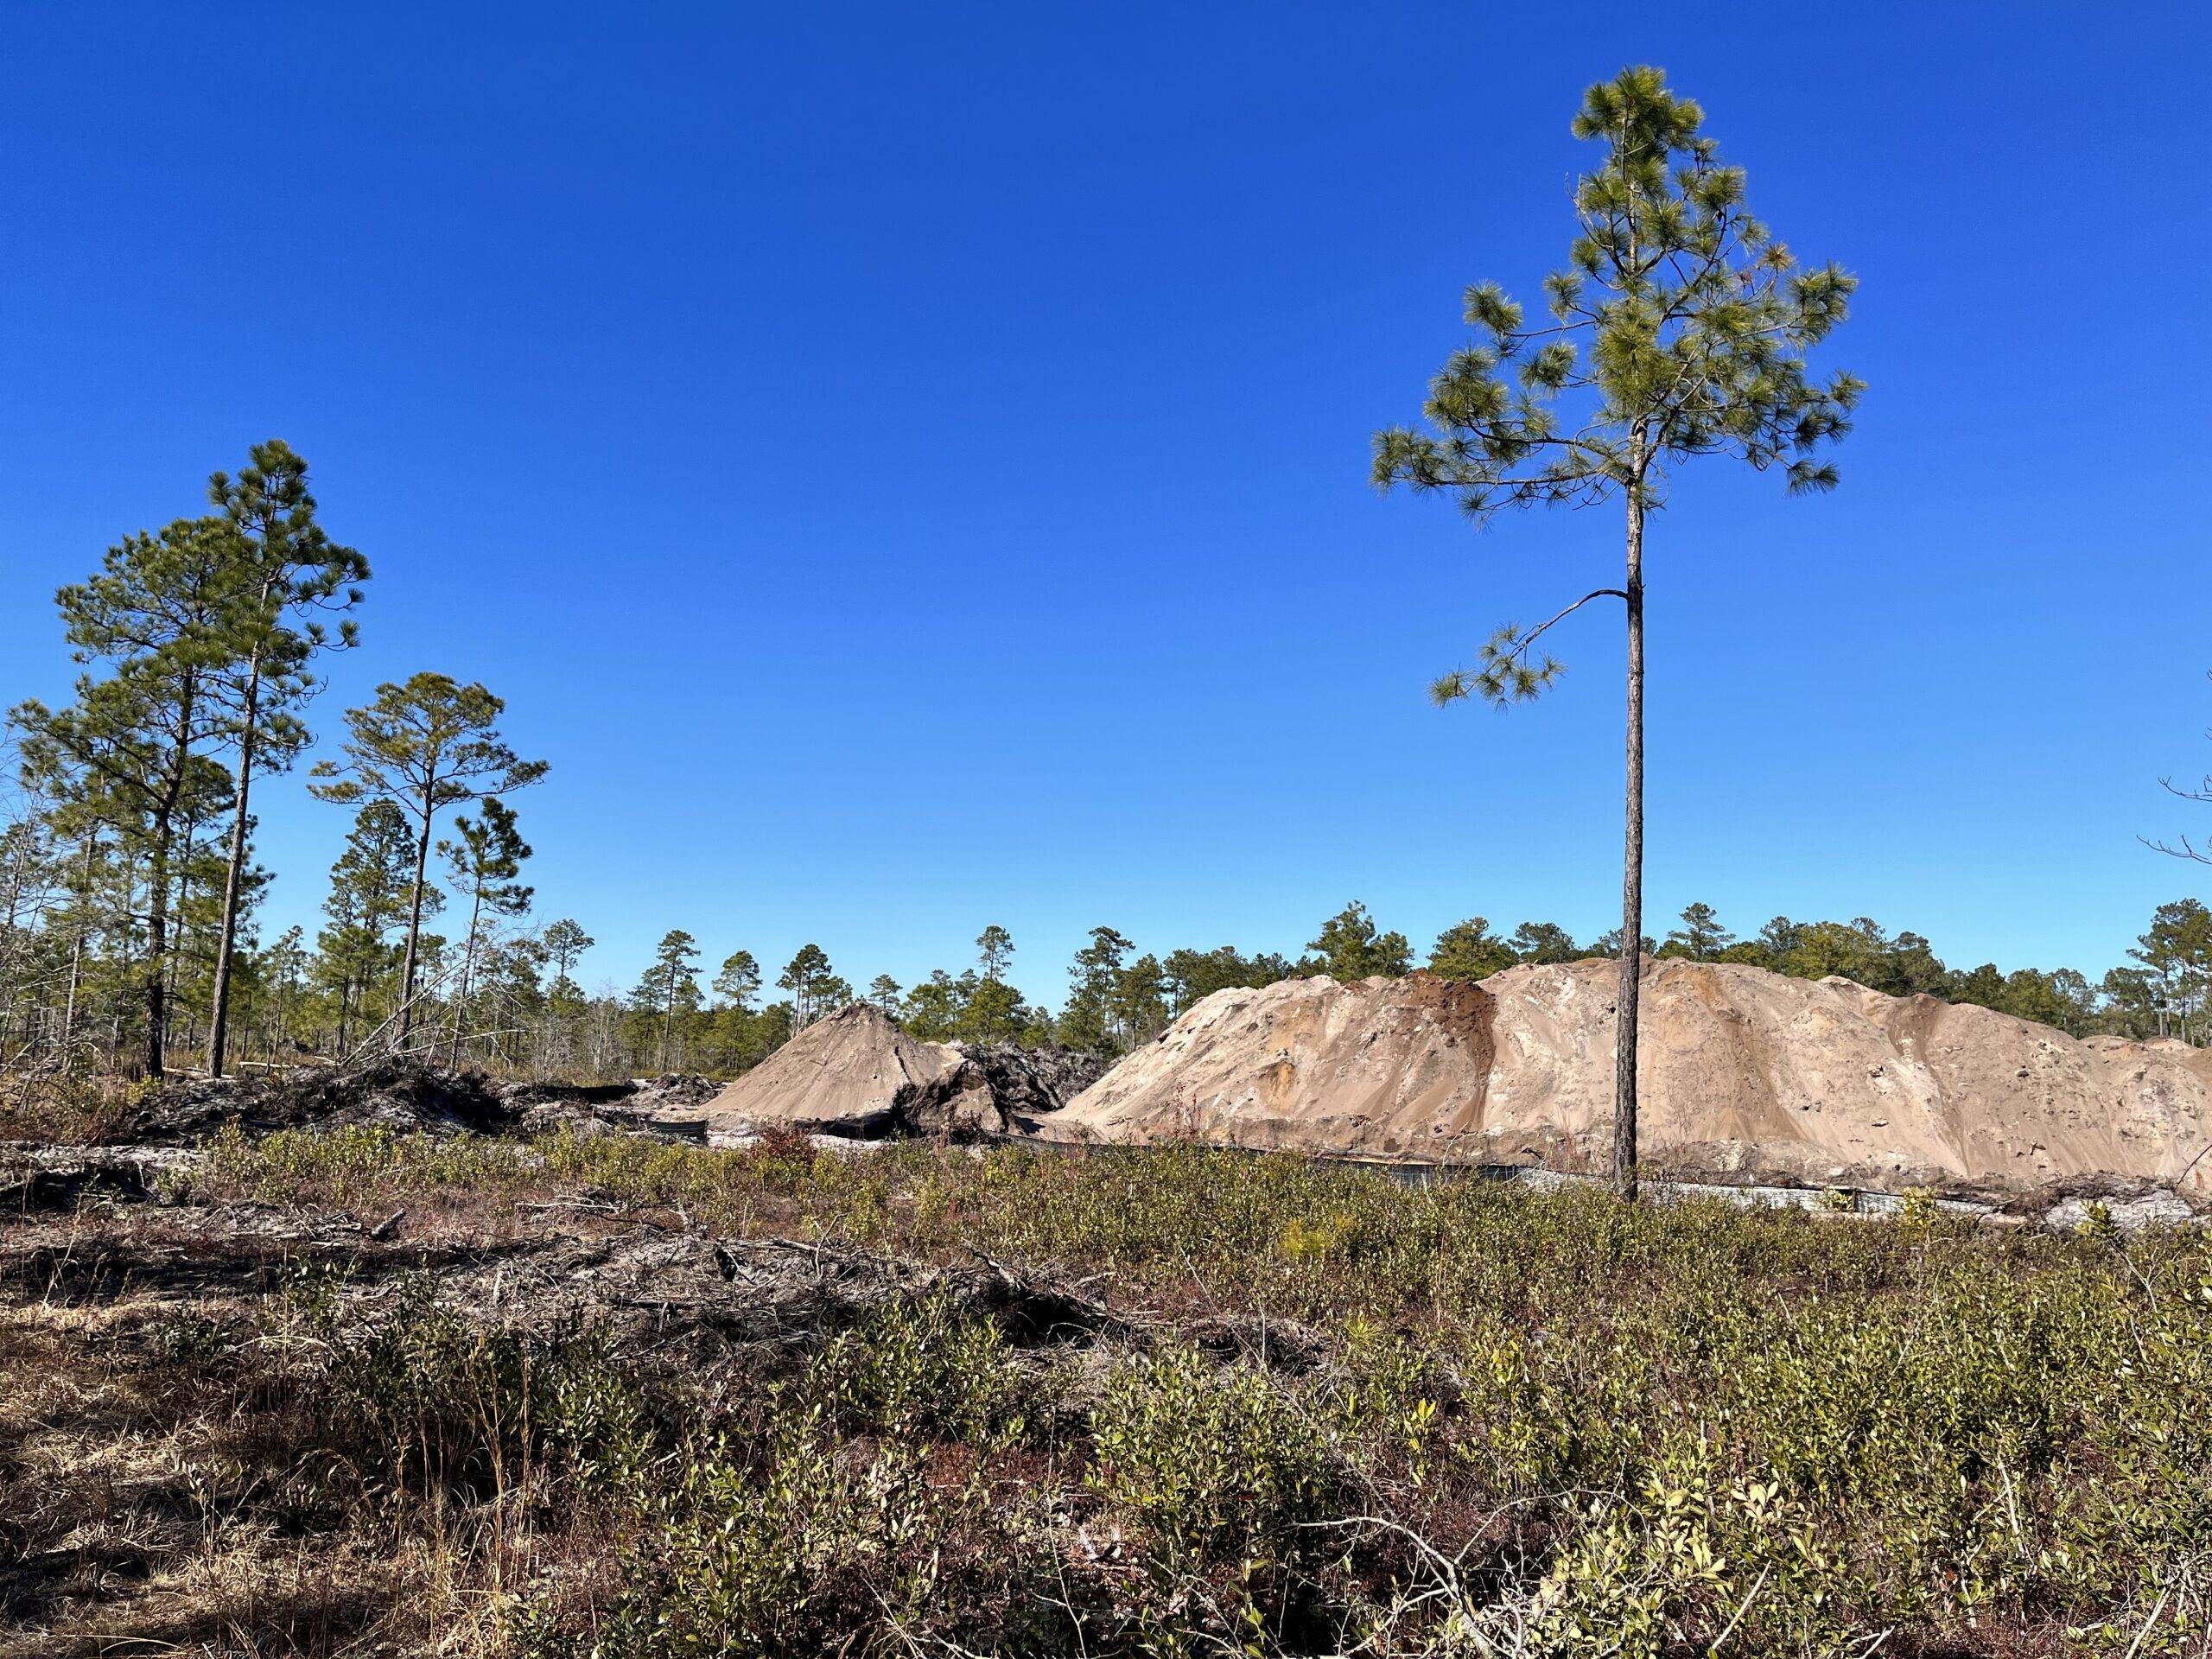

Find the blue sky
[[3, 2, 2206, 1007]]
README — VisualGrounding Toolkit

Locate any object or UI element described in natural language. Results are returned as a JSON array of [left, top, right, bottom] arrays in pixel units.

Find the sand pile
[[1044, 961, 2212, 1197], [671, 1004, 1094, 1142]]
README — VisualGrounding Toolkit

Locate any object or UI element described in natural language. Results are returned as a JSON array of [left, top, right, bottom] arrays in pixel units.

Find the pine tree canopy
[[1373, 65, 1862, 706]]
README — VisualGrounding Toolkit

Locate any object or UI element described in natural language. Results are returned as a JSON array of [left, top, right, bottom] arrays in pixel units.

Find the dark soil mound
[[956, 1044, 1113, 1109], [628, 1074, 721, 1111], [110, 1061, 514, 1146], [902, 1044, 1116, 1138], [1, 1146, 199, 1211]]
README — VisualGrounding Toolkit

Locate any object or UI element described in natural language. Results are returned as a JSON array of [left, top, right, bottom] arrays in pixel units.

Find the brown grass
[[0, 1274, 510, 1655]]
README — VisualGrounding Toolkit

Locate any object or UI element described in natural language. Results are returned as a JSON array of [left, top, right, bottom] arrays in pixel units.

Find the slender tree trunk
[[1613, 436, 1649, 1202], [207, 651, 264, 1077], [450, 887, 484, 1068], [61, 831, 97, 1057], [397, 797, 435, 1047], [145, 812, 172, 1079]]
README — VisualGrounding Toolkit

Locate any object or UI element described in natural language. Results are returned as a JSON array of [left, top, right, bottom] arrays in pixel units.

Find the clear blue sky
[[3, 3, 2206, 1008]]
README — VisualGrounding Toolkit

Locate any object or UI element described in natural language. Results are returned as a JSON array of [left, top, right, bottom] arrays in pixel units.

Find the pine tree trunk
[[397, 798, 434, 1048], [206, 651, 264, 1077], [144, 812, 172, 1079], [450, 887, 484, 1068], [61, 831, 96, 1057], [1613, 439, 1648, 1203]]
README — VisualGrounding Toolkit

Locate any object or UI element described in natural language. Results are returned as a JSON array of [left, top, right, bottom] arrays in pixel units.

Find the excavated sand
[[1044, 962, 2212, 1197], [671, 1004, 952, 1138], [664, 1005, 1103, 1141]]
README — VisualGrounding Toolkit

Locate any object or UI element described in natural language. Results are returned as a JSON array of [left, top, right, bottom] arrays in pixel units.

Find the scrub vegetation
[[6, 1121, 2207, 1656]]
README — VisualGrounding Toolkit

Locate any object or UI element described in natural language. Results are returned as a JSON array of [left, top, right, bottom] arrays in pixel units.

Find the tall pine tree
[[1374, 67, 1859, 1197], [12, 518, 244, 1075], [203, 441, 367, 1077], [439, 798, 533, 1065]]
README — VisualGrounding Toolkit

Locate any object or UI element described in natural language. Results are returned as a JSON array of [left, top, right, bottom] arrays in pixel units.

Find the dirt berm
[[108, 1062, 718, 1146], [664, 1004, 1107, 1142], [1040, 961, 2212, 1198]]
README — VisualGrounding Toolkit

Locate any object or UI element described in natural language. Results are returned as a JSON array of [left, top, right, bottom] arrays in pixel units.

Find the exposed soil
[[1046, 963, 2212, 1201], [680, 1004, 1111, 1142], [102, 1061, 718, 1147]]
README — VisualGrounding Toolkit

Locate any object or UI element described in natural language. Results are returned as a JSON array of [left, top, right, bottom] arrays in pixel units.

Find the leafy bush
[[562, 1404, 1066, 1658], [1091, 1346, 1336, 1572], [809, 1289, 1033, 1444]]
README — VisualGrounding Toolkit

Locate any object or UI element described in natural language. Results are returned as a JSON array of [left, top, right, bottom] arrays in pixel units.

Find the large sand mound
[[1045, 961, 2212, 1196]]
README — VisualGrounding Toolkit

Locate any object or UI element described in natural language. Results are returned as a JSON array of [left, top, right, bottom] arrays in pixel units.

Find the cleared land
[[682, 965, 2212, 1204], [3, 1068, 2209, 1656]]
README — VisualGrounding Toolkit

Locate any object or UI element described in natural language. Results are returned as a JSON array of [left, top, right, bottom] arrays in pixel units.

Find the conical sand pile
[[668, 1004, 1105, 1141], [668, 1004, 950, 1139]]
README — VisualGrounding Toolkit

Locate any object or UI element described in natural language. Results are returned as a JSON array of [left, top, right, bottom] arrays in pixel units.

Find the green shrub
[[553, 1400, 1068, 1658], [203, 1130, 2212, 1654], [809, 1290, 1033, 1444], [1091, 1346, 1336, 1573], [298, 1277, 652, 1514]]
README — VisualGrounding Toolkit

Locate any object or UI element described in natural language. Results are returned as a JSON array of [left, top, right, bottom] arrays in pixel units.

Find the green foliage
[[886, 927, 1054, 1048], [310, 673, 548, 824], [1662, 900, 1733, 961], [1091, 1346, 1336, 1570], [1306, 900, 1414, 982], [632, 927, 702, 1068], [810, 1291, 1031, 1444], [2122, 898, 2212, 1040], [1510, 919, 1580, 964], [200, 439, 370, 1072], [1377, 65, 1860, 707], [776, 940, 850, 1028], [306, 1280, 651, 1507], [317, 799, 432, 1051], [709, 946, 759, 1010], [441, 798, 532, 924], [309, 671, 547, 1041], [201, 1132, 2212, 1655], [11, 512, 253, 1070], [1427, 916, 1516, 980], [440, 796, 533, 1063], [571, 1407, 1061, 1659], [1161, 943, 1298, 1013]]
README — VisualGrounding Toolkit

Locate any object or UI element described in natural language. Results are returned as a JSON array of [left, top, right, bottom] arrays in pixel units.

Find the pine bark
[[1613, 431, 1649, 1202], [397, 798, 434, 1047], [205, 650, 263, 1077]]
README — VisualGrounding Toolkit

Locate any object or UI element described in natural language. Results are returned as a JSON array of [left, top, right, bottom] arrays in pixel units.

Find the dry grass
[[0, 1250, 518, 1656], [0, 1072, 132, 1147]]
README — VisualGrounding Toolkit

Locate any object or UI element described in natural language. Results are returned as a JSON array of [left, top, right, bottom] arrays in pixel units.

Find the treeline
[[1013, 897, 2210, 1058], [1, 442, 2205, 1081], [562, 895, 2212, 1072]]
